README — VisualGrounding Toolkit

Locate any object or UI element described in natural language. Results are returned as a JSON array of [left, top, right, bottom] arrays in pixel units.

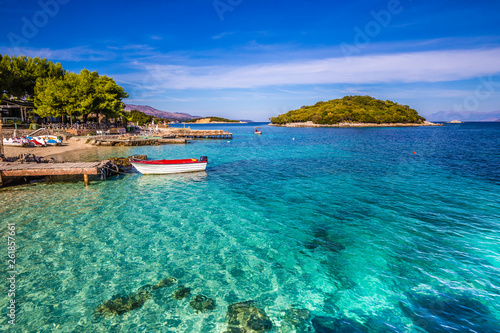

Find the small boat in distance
[[254, 127, 262, 135], [130, 156, 208, 174]]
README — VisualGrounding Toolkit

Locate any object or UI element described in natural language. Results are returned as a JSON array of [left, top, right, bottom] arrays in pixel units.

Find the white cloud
[[107, 44, 153, 51], [0, 45, 117, 62], [212, 32, 235, 40], [130, 48, 500, 90]]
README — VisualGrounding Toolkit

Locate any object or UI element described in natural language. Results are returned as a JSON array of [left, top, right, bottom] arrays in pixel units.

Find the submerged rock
[[173, 285, 191, 300], [225, 301, 273, 332], [108, 155, 148, 167], [321, 240, 345, 252], [153, 276, 177, 290], [312, 315, 365, 332], [335, 274, 356, 291], [190, 294, 217, 313], [284, 308, 310, 325], [399, 293, 500, 332], [308, 227, 346, 253], [95, 277, 177, 317], [283, 308, 312, 331], [304, 239, 345, 253], [108, 157, 132, 166], [313, 227, 330, 239], [95, 288, 152, 317], [304, 242, 319, 250]]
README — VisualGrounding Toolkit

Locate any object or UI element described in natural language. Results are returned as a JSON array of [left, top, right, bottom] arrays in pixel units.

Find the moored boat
[[2, 137, 29, 147], [254, 127, 262, 134], [26, 136, 47, 147], [130, 156, 208, 174], [39, 135, 63, 145]]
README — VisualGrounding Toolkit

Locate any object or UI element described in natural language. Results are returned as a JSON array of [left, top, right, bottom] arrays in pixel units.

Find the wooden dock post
[[84, 173, 89, 186], [0, 116, 4, 156]]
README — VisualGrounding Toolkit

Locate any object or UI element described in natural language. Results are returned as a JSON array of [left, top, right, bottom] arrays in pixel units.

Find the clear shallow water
[[1, 122, 500, 332]]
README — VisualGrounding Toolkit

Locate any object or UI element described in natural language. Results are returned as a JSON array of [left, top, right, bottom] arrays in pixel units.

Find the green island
[[270, 95, 437, 127], [184, 117, 243, 123]]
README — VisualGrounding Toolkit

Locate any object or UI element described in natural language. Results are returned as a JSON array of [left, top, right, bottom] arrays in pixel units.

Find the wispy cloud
[[212, 32, 235, 40], [107, 44, 153, 51], [127, 48, 500, 90], [0, 46, 117, 62]]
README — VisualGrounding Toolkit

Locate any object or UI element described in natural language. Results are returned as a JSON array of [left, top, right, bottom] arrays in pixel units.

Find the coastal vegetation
[[1, 55, 128, 124], [0, 55, 64, 99], [270, 95, 426, 125], [35, 69, 128, 123], [184, 116, 241, 123], [126, 109, 165, 125]]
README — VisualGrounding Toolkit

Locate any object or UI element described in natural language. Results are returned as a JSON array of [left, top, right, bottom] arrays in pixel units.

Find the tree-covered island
[[184, 117, 244, 123], [270, 95, 438, 127]]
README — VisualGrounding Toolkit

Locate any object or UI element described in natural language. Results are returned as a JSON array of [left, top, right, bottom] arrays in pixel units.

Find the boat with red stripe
[[129, 156, 208, 174]]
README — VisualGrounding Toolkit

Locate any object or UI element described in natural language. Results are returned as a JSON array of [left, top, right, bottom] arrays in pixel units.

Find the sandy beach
[[2, 138, 94, 159]]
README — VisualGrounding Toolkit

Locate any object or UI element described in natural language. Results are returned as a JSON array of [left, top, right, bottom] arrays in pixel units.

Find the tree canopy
[[270, 95, 426, 125], [1, 55, 128, 123], [126, 109, 154, 125], [34, 69, 128, 122], [0, 54, 64, 99]]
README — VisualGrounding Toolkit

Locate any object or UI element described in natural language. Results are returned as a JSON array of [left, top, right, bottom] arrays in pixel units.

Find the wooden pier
[[0, 161, 107, 187], [164, 129, 232, 140], [88, 137, 188, 146]]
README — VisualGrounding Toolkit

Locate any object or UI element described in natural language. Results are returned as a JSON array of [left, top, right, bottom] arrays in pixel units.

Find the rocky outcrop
[[283, 308, 312, 331], [95, 276, 178, 317], [190, 295, 217, 313], [225, 301, 273, 332], [270, 121, 442, 128], [173, 285, 191, 300], [95, 285, 153, 317]]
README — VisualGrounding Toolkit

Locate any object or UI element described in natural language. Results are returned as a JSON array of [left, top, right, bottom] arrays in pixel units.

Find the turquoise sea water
[[1, 122, 499, 332]]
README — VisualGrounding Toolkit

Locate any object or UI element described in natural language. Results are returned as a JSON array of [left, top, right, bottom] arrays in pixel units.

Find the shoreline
[[269, 121, 442, 128], [2, 137, 95, 159], [182, 121, 247, 124]]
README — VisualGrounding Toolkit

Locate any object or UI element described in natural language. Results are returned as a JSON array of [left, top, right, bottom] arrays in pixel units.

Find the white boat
[[26, 136, 47, 147], [130, 156, 208, 174], [2, 137, 28, 147], [39, 135, 62, 145], [254, 127, 262, 134]]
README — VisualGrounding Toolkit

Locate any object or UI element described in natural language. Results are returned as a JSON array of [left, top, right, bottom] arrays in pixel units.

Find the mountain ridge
[[123, 104, 200, 121]]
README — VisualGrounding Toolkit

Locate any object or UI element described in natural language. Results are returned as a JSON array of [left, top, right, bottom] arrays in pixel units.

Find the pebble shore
[[269, 121, 442, 127]]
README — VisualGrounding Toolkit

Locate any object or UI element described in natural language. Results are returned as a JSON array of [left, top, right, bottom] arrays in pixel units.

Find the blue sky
[[1, 0, 500, 121]]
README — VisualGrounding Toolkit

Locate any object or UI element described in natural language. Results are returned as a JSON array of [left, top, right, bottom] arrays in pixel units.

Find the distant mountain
[[124, 104, 199, 121], [426, 110, 500, 122]]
